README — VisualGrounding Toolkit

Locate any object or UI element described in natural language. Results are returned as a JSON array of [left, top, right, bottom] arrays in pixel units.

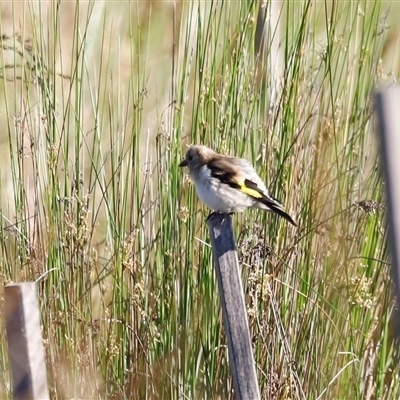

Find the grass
[[0, 0, 399, 399]]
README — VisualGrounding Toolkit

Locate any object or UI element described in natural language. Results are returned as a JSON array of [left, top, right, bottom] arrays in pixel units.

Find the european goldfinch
[[179, 145, 297, 226]]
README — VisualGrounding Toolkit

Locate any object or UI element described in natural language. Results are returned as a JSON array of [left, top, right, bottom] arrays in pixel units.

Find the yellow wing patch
[[234, 177, 263, 199], [239, 184, 263, 198]]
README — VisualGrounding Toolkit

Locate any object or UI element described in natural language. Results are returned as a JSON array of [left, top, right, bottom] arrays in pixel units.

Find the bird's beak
[[179, 159, 188, 167]]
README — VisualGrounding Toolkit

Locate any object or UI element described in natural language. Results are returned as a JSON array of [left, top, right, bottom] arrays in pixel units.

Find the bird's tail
[[256, 195, 297, 226]]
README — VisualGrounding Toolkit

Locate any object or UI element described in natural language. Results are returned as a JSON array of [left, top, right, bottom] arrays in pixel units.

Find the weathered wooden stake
[[207, 213, 260, 400], [4, 282, 49, 400], [375, 86, 400, 337]]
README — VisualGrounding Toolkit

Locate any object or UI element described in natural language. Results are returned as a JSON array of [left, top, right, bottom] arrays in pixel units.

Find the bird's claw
[[206, 211, 234, 222], [206, 211, 218, 222]]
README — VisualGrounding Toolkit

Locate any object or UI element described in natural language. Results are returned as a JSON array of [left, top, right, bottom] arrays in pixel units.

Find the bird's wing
[[208, 157, 297, 226], [207, 157, 266, 199]]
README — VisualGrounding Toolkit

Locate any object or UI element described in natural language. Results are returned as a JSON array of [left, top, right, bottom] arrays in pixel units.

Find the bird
[[179, 145, 297, 226]]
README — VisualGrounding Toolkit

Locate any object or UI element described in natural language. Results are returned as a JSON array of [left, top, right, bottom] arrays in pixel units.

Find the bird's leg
[[206, 211, 218, 221], [206, 211, 234, 222]]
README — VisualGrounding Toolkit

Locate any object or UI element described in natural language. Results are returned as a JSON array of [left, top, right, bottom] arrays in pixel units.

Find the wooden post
[[4, 282, 49, 400], [207, 213, 260, 400], [375, 86, 400, 336]]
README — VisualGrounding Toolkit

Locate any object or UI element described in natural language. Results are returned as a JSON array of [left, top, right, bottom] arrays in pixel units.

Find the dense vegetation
[[0, 1, 398, 399]]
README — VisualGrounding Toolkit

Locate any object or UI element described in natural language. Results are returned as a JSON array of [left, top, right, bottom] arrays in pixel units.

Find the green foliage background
[[0, 1, 398, 399]]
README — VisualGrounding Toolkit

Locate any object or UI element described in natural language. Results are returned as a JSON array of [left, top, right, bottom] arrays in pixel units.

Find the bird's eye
[[188, 154, 193, 161]]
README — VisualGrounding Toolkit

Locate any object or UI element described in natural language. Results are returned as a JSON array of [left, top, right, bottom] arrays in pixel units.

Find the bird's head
[[179, 145, 215, 172]]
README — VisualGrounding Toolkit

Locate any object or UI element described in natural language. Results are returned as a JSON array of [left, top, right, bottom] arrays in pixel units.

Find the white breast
[[193, 166, 254, 213]]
